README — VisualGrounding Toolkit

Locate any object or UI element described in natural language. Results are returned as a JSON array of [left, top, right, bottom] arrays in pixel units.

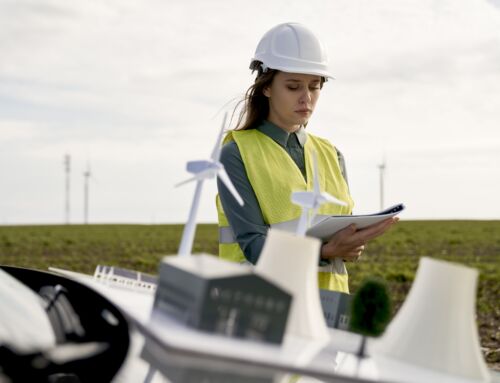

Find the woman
[[216, 23, 397, 293]]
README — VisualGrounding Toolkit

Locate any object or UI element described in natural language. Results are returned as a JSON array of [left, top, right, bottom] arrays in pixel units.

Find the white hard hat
[[251, 22, 334, 79]]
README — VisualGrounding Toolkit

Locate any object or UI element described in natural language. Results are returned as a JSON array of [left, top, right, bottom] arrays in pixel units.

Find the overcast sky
[[1, 0, 499, 225]]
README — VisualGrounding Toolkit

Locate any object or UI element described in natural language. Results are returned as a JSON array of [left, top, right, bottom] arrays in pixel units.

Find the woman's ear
[[263, 86, 271, 98]]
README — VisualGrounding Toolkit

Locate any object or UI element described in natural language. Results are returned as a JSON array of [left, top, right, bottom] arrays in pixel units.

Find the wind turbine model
[[176, 112, 244, 256], [292, 151, 346, 236]]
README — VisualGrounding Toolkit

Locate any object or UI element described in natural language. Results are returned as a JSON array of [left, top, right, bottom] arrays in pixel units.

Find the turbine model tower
[[292, 151, 346, 236], [176, 113, 243, 256]]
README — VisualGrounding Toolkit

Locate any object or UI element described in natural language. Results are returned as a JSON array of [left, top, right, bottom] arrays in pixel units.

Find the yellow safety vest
[[216, 128, 354, 292]]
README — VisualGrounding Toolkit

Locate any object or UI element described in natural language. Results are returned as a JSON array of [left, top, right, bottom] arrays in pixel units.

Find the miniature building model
[[153, 254, 292, 344], [319, 289, 352, 330], [93, 265, 158, 292]]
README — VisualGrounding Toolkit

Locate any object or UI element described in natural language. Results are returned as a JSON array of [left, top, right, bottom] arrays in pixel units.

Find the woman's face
[[263, 71, 322, 132]]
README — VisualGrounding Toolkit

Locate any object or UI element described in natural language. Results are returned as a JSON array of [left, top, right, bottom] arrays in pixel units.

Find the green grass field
[[1, 221, 499, 368]]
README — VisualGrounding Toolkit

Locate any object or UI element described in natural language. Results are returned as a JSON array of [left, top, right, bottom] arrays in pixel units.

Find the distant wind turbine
[[292, 151, 347, 236], [378, 157, 386, 210], [83, 161, 93, 224], [64, 154, 71, 224], [175, 112, 244, 256]]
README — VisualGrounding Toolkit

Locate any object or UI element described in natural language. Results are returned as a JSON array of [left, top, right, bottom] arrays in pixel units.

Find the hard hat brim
[[270, 65, 335, 80], [250, 59, 335, 80]]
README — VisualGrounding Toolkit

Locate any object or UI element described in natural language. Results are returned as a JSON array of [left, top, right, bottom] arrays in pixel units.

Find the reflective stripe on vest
[[219, 214, 331, 243], [217, 129, 354, 292], [219, 226, 237, 244], [218, 217, 348, 276]]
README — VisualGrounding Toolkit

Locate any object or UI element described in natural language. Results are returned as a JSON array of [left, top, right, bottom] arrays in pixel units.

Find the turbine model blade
[[210, 112, 228, 162], [217, 167, 244, 206], [175, 175, 199, 187], [176, 167, 218, 187], [320, 192, 347, 207]]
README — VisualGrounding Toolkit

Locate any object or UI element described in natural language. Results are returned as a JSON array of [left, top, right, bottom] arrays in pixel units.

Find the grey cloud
[[340, 38, 500, 84], [487, 0, 500, 9]]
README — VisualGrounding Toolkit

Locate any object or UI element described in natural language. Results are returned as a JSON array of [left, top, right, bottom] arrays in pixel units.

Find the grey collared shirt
[[217, 120, 349, 265]]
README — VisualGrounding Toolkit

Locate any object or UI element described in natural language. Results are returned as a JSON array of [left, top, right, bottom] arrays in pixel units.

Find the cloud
[[1, 0, 499, 223], [487, 0, 500, 9]]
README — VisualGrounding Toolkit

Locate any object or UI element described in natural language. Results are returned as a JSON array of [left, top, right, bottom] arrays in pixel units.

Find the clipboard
[[306, 203, 405, 241]]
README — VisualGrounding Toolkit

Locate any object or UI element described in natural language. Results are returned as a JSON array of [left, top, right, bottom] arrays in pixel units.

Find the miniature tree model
[[349, 277, 391, 359]]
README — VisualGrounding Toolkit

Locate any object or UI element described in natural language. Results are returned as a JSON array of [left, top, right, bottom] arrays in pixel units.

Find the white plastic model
[[291, 151, 346, 236], [370, 257, 491, 382], [255, 229, 329, 341], [175, 112, 243, 256], [93, 265, 157, 293]]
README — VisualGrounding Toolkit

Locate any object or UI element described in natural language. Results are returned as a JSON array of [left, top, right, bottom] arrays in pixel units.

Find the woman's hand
[[320, 217, 399, 262]]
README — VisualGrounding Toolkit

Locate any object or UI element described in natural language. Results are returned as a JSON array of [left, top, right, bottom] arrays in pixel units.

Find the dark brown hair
[[233, 67, 277, 131]]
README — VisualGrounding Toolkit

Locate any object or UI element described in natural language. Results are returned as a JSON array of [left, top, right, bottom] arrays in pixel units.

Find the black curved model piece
[[0, 266, 130, 383]]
